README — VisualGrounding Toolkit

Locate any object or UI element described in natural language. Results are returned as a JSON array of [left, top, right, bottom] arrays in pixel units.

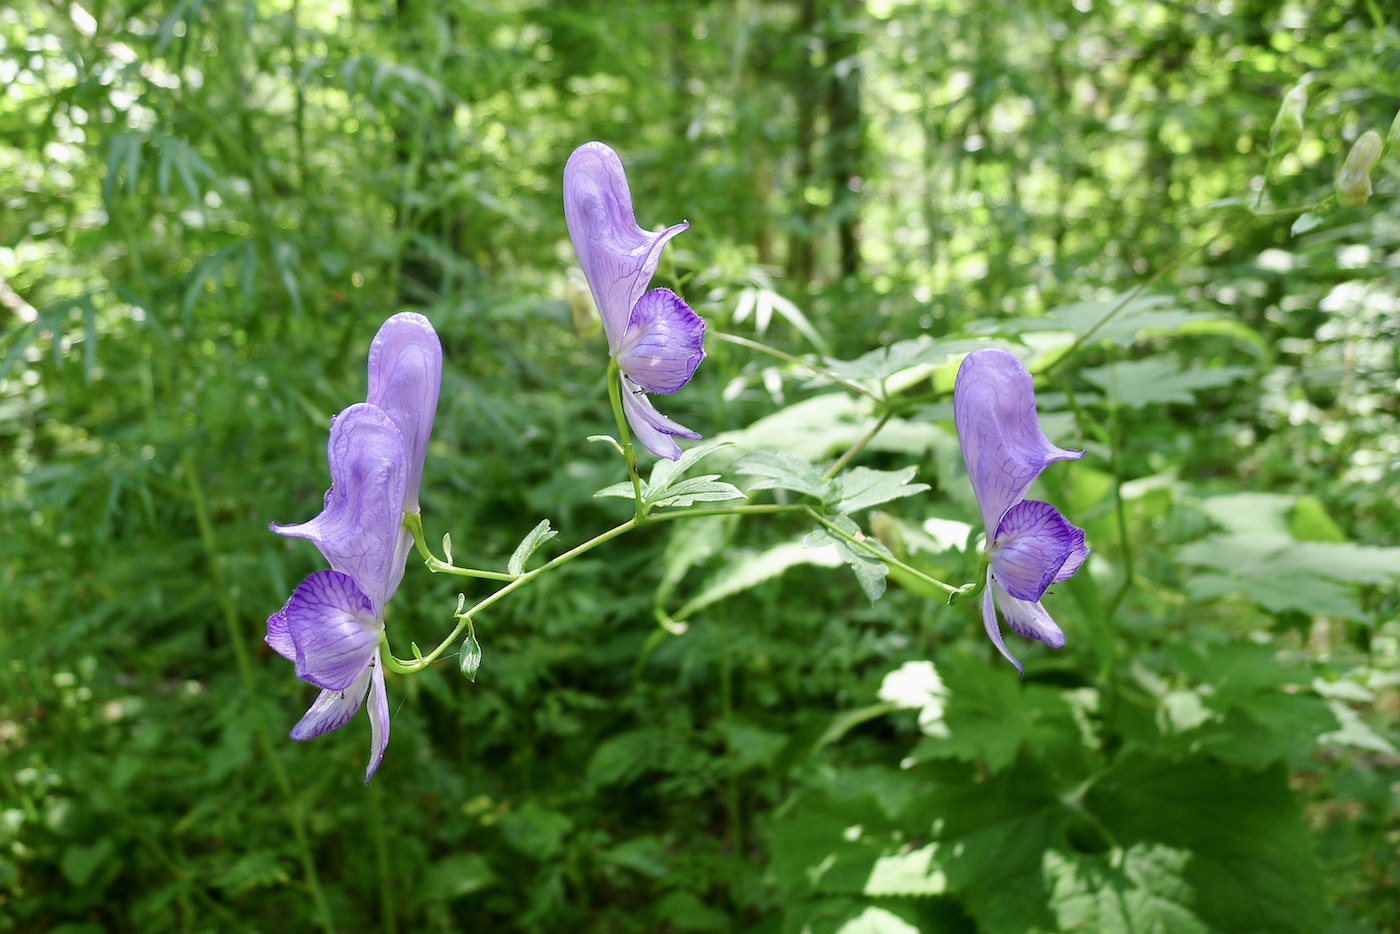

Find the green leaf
[[657, 515, 734, 605], [1086, 754, 1331, 934], [1081, 358, 1250, 407], [459, 626, 482, 681], [647, 439, 735, 493], [508, 519, 557, 575], [1291, 211, 1324, 235], [1043, 844, 1209, 934], [497, 802, 573, 861], [593, 479, 640, 500], [673, 539, 843, 620], [828, 466, 929, 515], [734, 449, 828, 498], [418, 851, 498, 901], [863, 844, 948, 896], [648, 475, 747, 509], [805, 515, 891, 603]]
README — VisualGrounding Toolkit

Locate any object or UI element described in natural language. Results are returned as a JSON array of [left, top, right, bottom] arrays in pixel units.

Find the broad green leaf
[[673, 539, 843, 620], [497, 803, 572, 861], [507, 519, 557, 575], [1288, 495, 1348, 543], [1044, 844, 1208, 934], [648, 439, 735, 493], [1081, 357, 1250, 407], [863, 844, 948, 896], [419, 852, 497, 901], [836, 906, 923, 934], [734, 449, 828, 498], [1086, 754, 1331, 933], [828, 466, 929, 515]]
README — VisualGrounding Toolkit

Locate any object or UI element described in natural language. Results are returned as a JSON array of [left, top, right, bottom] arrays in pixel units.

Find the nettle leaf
[[1081, 357, 1251, 407], [508, 519, 557, 575], [734, 450, 828, 498], [1086, 753, 1331, 934], [805, 515, 891, 603], [1043, 844, 1208, 934], [828, 466, 929, 515], [863, 844, 948, 896], [673, 539, 843, 620]]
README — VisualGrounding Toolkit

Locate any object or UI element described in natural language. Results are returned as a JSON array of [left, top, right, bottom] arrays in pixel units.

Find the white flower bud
[[1335, 130, 1383, 207], [1270, 83, 1307, 151]]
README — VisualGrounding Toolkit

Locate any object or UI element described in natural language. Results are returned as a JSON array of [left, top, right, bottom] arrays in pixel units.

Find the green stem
[[181, 453, 336, 934], [823, 409, 894, 480], [1104, 400, 1135, 619], [713, 331, 881, 401], [649, 503, 804, 523], [402, 512, 519, 581], [804, 507, 962, 598], [606, 358, 645, 518], [384, 518, 641, 672]]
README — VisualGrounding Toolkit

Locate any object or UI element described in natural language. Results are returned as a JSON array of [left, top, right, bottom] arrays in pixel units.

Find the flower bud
[[1270, 83, 1307, 151], [565, 269, 601, 339], [1335, 130, 1383, 207]]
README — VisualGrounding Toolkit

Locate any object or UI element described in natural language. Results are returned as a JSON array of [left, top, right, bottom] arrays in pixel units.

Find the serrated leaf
[[508, 519, 557, 575], [673, 539, 843, 620], [1044, 844, 1208, 934], [648, 476, 747, 509], [647, 440, 735, 493], [836, 538, 888, 603], [828, 466, 928, 515], [1082, 358, 1250, 407], [864, 844, 947, 896], [734, 450, 828, 498]]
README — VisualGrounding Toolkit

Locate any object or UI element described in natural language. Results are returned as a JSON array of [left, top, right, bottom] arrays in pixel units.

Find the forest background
[[2, 0, 1398, 932]]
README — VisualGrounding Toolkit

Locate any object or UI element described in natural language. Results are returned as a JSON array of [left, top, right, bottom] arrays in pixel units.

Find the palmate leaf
[[1081, 357, 1251, 407], [1043, 844, 1208, 934], [734, 449, 828, 498], [828, 466, 929, 515], [805, 515, 891, 603], [647, 475, 746, 509]]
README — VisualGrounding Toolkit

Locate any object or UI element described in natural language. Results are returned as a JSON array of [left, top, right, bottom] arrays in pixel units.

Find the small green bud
[[1335, 130, 1383, 207], [460, 622, 481, 681], [1270, 83, 1307, 151], [566, 269, 600, 339]]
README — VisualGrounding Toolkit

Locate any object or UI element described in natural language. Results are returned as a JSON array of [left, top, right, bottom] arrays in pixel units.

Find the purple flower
[[564, 141, 706, 460], [267, 313, 442, 782], [954, 348, 1089, 673]]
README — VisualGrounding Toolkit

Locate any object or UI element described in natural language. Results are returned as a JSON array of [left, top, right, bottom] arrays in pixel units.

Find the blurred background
[[1, 0, 1397, 931]]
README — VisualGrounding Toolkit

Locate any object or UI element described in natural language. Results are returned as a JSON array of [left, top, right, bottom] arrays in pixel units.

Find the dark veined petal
[[620, 375, 702, 461], [563, 142, 688, 353], [266, 608, 296, 662], [1054, 535, 1091, 583], [365, 653, 390, 783], [289, 662, 373, 741], [615, 288, 706, 394], [990, 577, 1067, 652], [279, 570, 380, 692], [953, 348, 1083, 539], [271, 403, 409, 614], [990, 500, 1086, 602], [366, 312, 442, 514]]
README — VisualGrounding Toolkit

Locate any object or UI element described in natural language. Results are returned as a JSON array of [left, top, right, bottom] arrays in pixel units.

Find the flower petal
[[280, 569, 380, 691], [564, 142, 688, 352], [991, 577, 1067, 652], [990, 500, 1086, 602], [621, 376, 702, 460], [366, 312, 442, 514], [981, 568, 1024, 674], [289, 662, 373, 741], [615, 288, 706, 394], [364, 653, 390, 784], [271, 403, 409, 613], [1054, 535, 1090, 583], [953, 348, 1082, 538], [266, 608, 296, 662]]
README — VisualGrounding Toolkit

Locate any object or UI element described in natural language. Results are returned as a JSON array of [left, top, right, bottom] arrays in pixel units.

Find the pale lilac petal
[[620, 376, 702, 461], [563, 142, 689, 352], [271, 403, 408, 613], [615, 288, 706, 394], [266, 609, 296, 662], [280, 570, 380, 691], [366, 312, 442, 513], [289, 663, 373, 741], [1054, 536, 1091, 583], [990, 500, 1086, 602], [954, 348, 1083, 538], [981, 568, 1024, 674], [991, 577, 1067, 651], [364, 653, 390, 784]]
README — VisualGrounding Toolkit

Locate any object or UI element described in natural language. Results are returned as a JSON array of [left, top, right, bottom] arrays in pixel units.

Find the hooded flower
[[267, 312, 442, 782], [563, 141, 706, 460], [954, 348, 1089, 673]]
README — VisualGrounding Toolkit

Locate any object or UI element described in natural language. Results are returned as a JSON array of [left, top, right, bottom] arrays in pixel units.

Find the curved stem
[[804, 506, 962, 598], [606, 358, 645, 517], [713, 331, 881, 401], [402, 512, 517, 581], [823, 409, 894, 480]]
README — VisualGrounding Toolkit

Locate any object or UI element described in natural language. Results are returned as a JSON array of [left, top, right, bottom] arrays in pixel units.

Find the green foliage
[[3, 0, 1398, 932]]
